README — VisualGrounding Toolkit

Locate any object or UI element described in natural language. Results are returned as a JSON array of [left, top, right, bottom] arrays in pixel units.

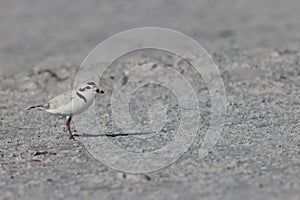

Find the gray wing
[[47, 91, 73, 110]]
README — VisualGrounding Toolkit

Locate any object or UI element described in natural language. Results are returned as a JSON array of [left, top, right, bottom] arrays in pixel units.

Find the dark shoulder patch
[[76, 91, 87, 102]]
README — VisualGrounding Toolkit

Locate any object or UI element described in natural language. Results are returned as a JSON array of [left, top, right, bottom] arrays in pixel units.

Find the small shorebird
[[27, 82, 104, 139]]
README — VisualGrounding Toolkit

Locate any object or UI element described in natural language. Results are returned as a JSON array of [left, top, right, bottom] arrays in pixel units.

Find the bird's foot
[[69, 133, 75, 140]]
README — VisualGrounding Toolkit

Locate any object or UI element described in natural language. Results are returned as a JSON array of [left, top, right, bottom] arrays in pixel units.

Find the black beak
[[96, 89, 104, 94]]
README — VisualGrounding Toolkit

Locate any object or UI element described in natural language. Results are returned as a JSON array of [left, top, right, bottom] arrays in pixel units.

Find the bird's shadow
[[74, 131, 154, 138]]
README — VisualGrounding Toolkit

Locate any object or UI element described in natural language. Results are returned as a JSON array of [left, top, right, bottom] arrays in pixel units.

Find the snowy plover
[[27, 82, 104, 139]]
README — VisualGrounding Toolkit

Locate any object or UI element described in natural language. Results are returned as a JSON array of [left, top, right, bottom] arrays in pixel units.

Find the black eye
[[85, 86, 91, 89]]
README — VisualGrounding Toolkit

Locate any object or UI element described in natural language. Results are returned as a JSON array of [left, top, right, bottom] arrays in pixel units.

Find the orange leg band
[[66, 125, 71, 130]]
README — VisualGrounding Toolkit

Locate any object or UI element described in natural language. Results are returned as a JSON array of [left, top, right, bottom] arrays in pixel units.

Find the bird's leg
[[66, 116, 74, 140]]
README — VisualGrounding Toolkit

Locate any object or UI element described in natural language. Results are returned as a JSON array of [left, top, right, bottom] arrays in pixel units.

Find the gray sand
[[1, 0, 300, 199]]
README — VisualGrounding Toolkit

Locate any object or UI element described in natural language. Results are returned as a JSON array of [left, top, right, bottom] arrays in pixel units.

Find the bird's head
[[77, 82, 104, 94]]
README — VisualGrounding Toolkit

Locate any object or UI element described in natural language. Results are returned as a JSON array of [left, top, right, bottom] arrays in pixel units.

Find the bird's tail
[[26, 105, 44, 110]]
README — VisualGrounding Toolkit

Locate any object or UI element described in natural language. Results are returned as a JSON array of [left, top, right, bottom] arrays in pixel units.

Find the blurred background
[[1, 1, 300, 200], [1, 0, 300, 68]]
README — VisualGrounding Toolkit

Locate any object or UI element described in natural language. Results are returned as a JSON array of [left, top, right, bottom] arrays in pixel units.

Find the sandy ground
[[1, 0, 300, 199]]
